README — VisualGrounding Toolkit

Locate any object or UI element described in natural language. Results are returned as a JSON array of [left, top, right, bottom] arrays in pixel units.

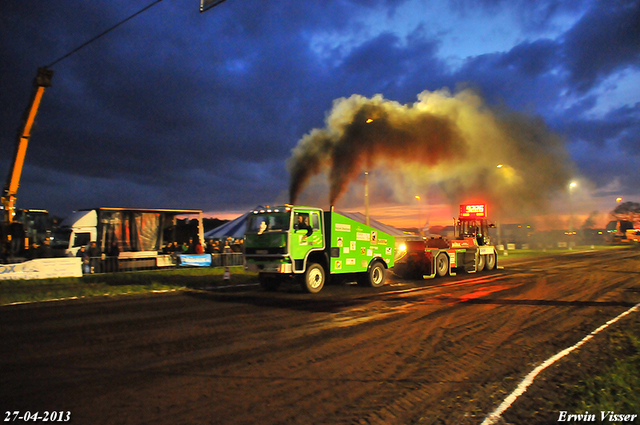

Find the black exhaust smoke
[[287, 88, 575, 219]]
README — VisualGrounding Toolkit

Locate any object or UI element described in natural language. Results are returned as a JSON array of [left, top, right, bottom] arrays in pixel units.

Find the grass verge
[[0, 266, 257, 305], [571, 326, 640, 415]]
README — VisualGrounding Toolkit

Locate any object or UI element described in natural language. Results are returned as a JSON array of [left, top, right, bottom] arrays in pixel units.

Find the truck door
[[290, 210, 323, 272]]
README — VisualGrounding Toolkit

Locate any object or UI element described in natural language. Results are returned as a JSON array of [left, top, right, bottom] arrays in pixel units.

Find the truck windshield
[[246, 212, 291, 234]]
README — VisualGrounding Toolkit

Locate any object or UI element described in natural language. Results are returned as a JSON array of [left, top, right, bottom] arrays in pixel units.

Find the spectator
[[231, 239, 243, 253], [195, 240, 204, 255], [36, 238, 53, 258], [88, 241, 101, 273], [222, 238, 232, 266], [205, 239, 216, 254], [28, 242, 39, 259], [77, 246, 90, 274], [187, 237, 197, 254]]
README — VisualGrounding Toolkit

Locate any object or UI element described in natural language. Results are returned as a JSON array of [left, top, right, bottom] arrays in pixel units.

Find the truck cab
[[50, 210, 97, 256], [244, 206, 325, 281]]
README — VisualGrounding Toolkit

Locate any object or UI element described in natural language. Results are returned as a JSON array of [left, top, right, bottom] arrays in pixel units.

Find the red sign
[[460, 204, 486, 218]]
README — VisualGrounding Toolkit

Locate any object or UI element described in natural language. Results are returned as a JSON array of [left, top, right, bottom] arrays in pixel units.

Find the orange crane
[[1, 67, 53, 256], [0, 2, 169, 260]]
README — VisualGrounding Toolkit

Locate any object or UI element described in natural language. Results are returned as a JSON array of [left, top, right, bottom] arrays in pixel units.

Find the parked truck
[[394, 203, 498, 279], [51, 207, 203, 269], [244, 205, 395, 293]]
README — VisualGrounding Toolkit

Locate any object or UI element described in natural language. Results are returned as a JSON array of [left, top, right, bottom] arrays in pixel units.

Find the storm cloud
[[0, 0, 638, 221]]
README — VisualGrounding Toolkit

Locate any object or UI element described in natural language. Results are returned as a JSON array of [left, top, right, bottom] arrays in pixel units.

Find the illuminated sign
[[460, 204, 486, 218]]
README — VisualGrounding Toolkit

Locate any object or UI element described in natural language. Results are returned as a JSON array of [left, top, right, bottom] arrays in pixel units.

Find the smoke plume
[[287, 88, 575, 218]]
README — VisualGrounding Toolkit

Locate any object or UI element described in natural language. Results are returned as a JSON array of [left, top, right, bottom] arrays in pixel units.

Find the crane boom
[[2, 67, 53, 225]]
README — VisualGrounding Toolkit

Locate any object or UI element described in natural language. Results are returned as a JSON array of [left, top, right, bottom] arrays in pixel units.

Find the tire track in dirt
[[319, 251, 640, 423], [251, 276, 528, 424], [142, 256, 636, 424]]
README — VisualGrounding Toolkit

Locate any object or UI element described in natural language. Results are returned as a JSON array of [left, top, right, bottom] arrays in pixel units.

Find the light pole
[[364, 171, 369, 226], [415, 195, 421, 235], [363, 117, 375, 226], [496, 164, 505, 248], [569, 181, 577, 233]]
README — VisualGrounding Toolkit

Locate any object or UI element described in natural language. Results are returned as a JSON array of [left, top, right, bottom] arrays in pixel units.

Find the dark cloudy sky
[[1, 0, 639, 223]]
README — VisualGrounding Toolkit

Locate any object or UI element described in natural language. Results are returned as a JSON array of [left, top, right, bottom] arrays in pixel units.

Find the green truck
[[244, 205, 395, 293]]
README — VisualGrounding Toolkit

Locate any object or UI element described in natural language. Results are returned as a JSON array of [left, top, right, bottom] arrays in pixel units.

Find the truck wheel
[[476, 254, 486, 272], [361, 261, 386, 288], [485, 252, 496, 270], [259, 274, 280, 291], [435, 253, 449, 277], [302, 263, 325, 293]]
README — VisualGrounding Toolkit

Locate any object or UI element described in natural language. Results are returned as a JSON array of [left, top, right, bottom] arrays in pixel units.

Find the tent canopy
[[204, 206, 262, 240]]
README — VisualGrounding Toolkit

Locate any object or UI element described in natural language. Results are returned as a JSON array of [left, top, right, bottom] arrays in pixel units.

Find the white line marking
[[481, 302, 640, 425]]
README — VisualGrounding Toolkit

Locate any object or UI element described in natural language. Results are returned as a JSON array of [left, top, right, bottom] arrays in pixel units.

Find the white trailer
[[51, 207, 203, 269]]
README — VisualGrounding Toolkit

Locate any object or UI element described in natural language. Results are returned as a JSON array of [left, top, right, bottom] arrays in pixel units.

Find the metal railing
[[80, 252, 245, 273]]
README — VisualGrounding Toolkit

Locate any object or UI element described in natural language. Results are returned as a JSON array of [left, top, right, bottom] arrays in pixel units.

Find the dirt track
[[2, 249, 639, 424]]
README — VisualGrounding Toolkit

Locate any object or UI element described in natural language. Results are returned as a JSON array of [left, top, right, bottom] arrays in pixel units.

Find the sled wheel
[[435, 253, 449, 277], [476, 253, 486, 272], [485, 253, 496, 271]]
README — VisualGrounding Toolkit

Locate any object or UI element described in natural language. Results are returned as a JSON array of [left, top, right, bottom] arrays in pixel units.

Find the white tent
[[204, 207, 262, 240]]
